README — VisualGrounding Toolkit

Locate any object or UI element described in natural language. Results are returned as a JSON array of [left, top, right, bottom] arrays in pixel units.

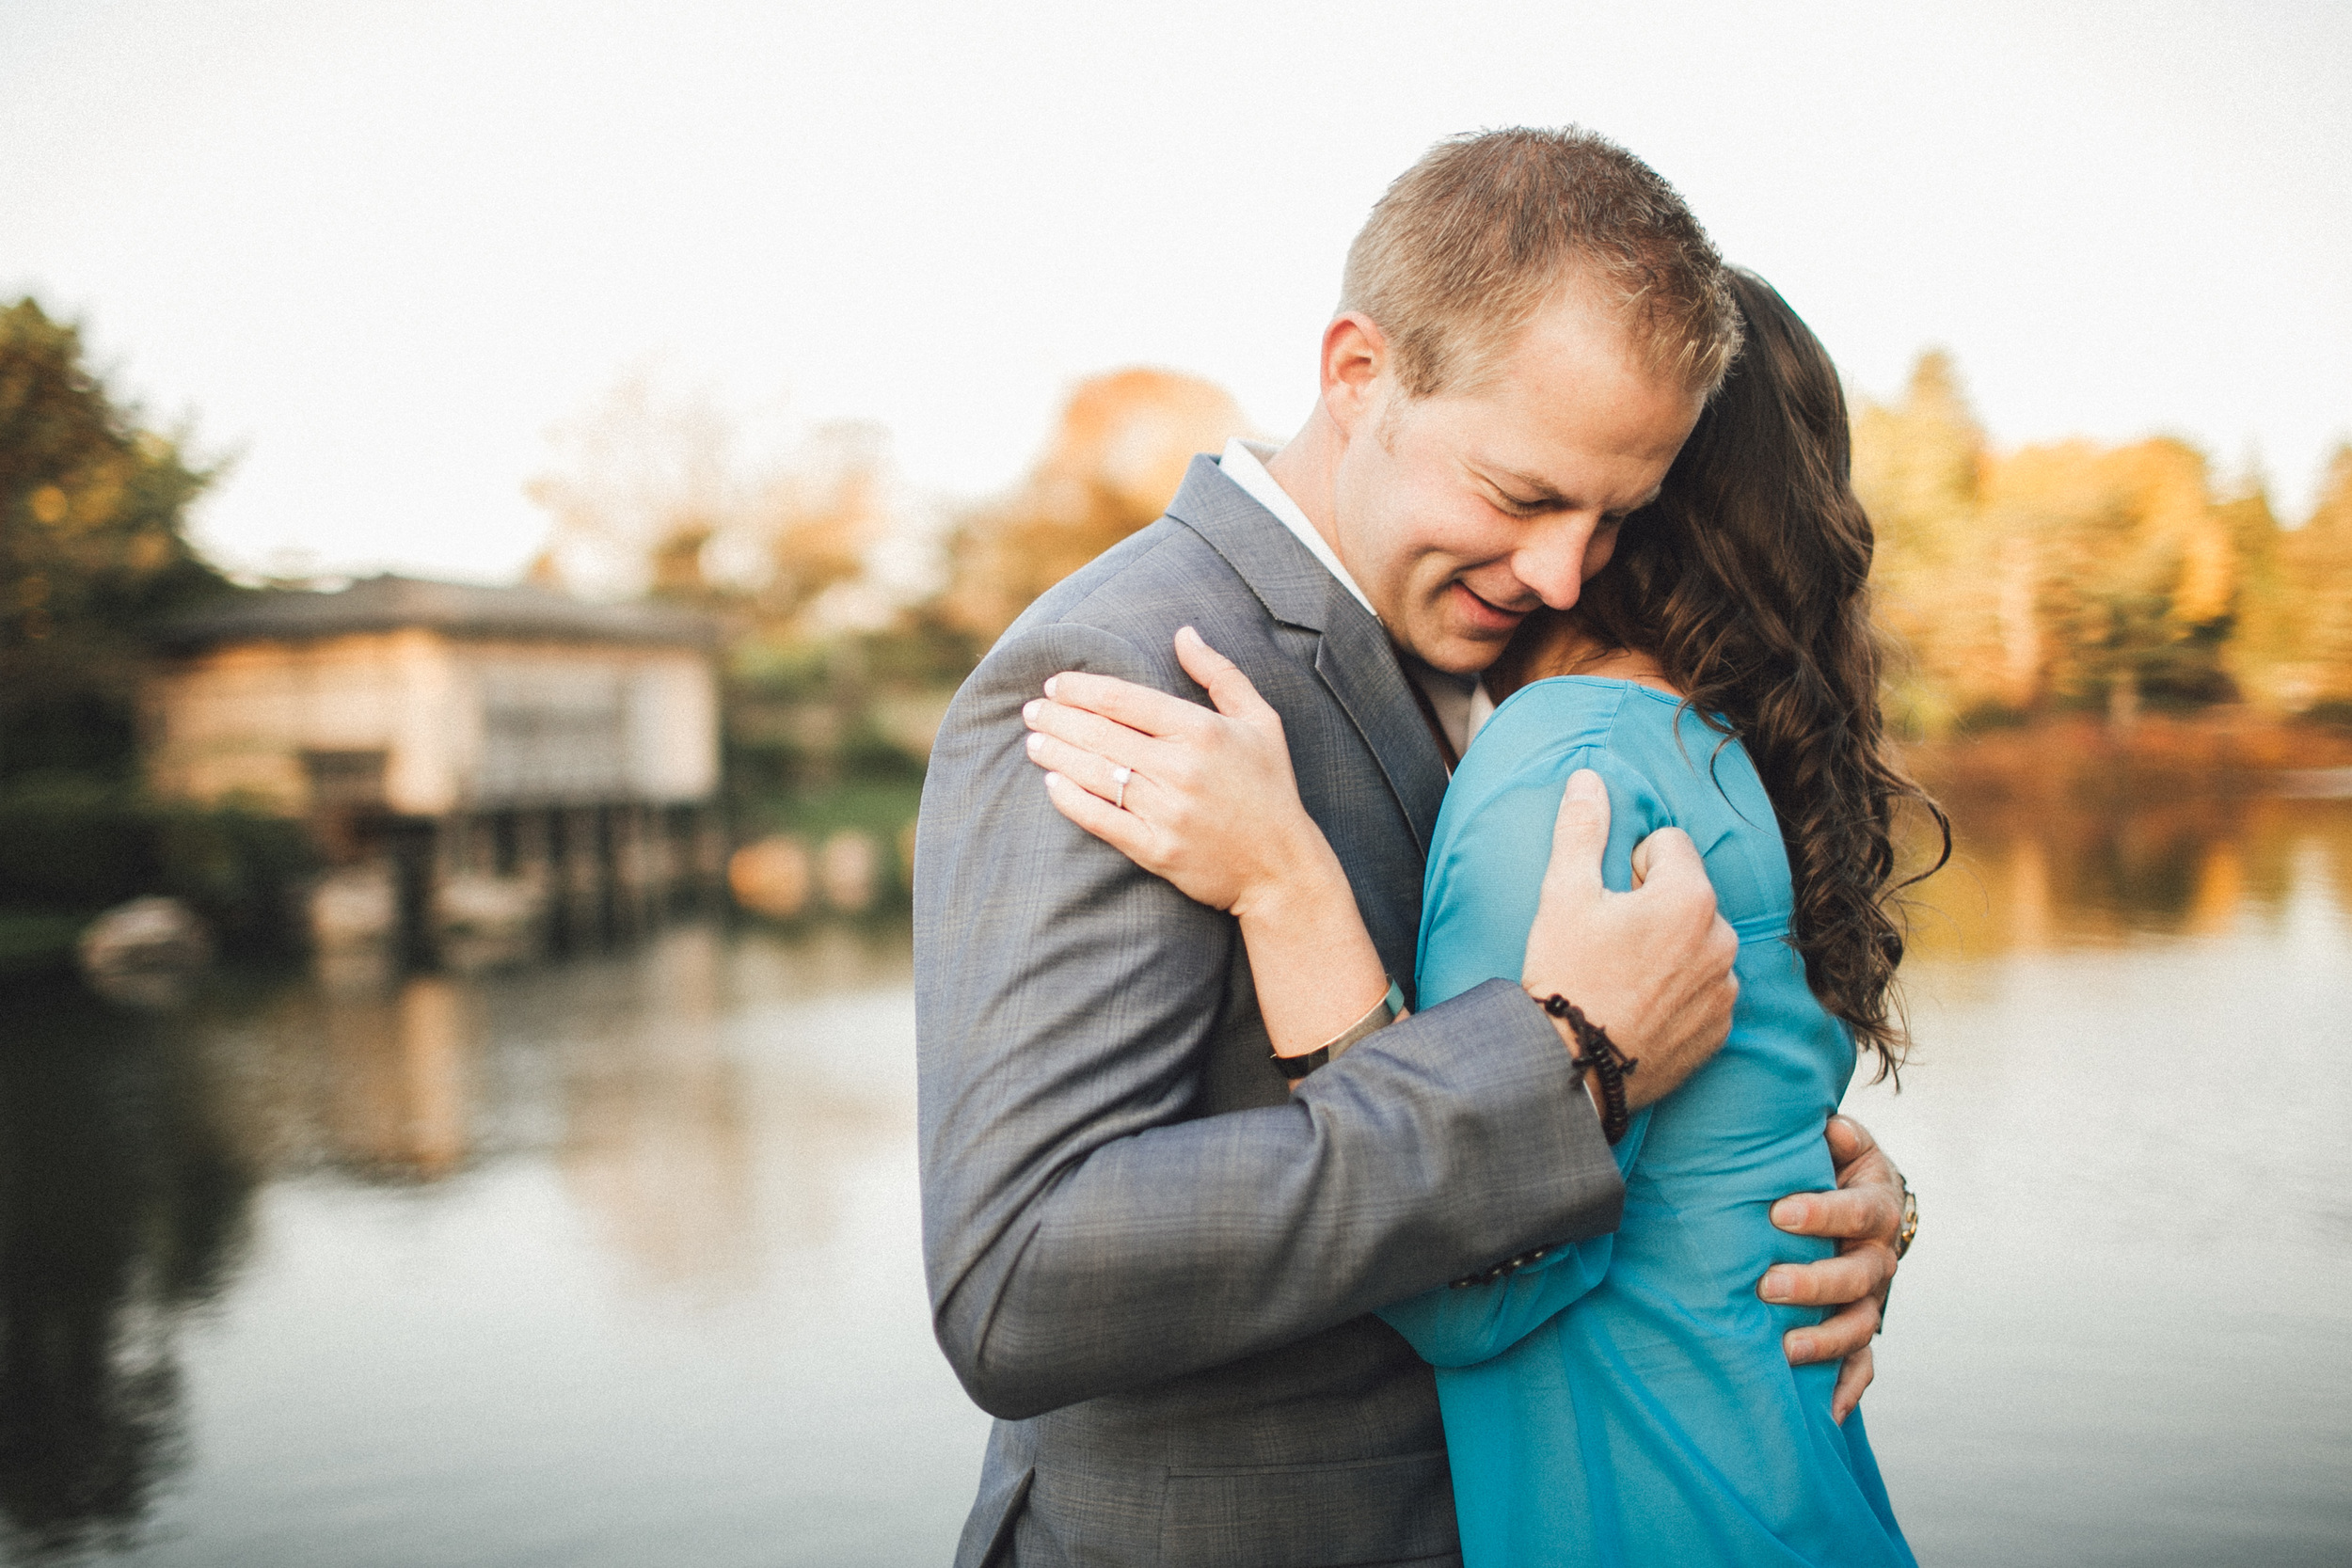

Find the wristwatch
[[1272, 979, 1406, 1081]]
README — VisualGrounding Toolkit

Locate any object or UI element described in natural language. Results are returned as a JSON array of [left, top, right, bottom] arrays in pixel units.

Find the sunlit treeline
[[532, 350, 2352, 751], [1858, 353, 2352, 736]]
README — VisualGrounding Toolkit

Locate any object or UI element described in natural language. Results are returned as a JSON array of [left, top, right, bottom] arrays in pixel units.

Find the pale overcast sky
[[4, 0, 2347, 582]]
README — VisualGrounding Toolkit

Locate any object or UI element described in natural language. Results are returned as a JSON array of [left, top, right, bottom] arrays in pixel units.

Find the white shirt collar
[[1219, 438, 1378, 621], [1216, 436, 1495, 757]]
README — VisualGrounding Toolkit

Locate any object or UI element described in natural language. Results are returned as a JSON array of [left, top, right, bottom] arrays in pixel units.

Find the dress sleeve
[[1375, 743, 1668, 1369]]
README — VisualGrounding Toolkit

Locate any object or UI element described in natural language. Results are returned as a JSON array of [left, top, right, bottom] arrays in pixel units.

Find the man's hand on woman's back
[[1763, 1115, 1908, 1421], [1520, 768, 1740, 1108]]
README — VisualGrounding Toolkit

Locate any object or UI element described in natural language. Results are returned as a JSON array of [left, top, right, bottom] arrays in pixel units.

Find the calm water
[[3, 796, 2348, 1567]]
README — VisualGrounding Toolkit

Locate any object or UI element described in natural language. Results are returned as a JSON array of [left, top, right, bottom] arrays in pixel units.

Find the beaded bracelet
[[1538, 994, 1639, 1144]]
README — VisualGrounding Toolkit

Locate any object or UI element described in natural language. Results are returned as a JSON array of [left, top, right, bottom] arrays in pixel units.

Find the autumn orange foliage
[[940, 369, 1253, 641], [1858, 352, 2352, 735]]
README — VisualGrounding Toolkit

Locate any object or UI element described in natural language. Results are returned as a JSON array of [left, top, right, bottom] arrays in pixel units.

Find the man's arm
[[916, 619, 1622, 1420]]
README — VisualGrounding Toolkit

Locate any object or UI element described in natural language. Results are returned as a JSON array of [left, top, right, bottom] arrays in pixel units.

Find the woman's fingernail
[[1042, 771, 1061, 788], [1043, 676, 1059, 698], [1025, 733, 1044, 755], [1023, 699, 1042, 723]]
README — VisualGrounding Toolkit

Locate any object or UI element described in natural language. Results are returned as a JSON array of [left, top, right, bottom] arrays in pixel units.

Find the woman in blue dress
[[1026, 270, 1945, 1566]]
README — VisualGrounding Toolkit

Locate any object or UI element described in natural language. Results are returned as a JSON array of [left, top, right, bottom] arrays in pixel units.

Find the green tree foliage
[[0, 300, 230, 783]]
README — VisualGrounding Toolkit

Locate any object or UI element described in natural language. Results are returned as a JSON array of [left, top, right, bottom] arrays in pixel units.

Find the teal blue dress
[[1377, 678, 1913, 1568]]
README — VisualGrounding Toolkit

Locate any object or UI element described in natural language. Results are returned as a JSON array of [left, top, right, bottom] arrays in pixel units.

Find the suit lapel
[[1164, 456, 1451, 856], [1309, 612, 1451, 856]]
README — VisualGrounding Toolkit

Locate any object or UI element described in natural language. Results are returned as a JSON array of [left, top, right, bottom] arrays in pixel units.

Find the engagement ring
[[1111, 766, 1132, 811]]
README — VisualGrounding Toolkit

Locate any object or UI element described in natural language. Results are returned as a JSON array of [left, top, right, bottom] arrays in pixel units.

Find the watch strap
[[1271, 979, 1406, 1081]]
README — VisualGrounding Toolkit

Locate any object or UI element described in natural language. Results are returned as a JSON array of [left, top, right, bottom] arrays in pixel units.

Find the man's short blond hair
[[1341, 126, 1742, 401]]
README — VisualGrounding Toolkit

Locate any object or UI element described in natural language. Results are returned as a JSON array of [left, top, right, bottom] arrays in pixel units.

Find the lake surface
[[2, 793, 2348, 1566]]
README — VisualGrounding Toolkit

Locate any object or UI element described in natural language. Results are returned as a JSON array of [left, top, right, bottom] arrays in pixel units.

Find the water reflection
[[1908, 791, 2352, 956], [553, 932, 762, 1293], [0, 984, 255, 1563], [0, 795, 2344, 1565], [1851, 795, 2352, 1566], [0, 920, 935, 1565]]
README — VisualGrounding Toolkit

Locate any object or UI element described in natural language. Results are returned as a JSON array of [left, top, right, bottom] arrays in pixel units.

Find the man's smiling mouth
[[1451, 580, 1534, 633]]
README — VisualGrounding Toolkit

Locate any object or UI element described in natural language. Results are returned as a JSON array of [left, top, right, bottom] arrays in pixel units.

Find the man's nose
[[1512, 515, 1606, 611]]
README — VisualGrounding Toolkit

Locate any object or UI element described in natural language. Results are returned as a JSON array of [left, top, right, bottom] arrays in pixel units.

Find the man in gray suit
[[915, 128, 1909, 1566]]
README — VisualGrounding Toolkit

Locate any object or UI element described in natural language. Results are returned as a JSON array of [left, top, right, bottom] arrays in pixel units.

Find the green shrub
[[0, 781, 314, 957]]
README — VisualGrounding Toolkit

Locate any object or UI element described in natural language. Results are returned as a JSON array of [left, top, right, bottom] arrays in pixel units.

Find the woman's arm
[[1025, 626, 1395, 1063], [1374, 741, 1673, 1364], [1229, 845, 1398, 1062]]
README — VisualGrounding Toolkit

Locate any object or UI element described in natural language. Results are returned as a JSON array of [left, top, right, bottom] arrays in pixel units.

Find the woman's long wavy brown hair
[[1493, 269, 1948, 1078]]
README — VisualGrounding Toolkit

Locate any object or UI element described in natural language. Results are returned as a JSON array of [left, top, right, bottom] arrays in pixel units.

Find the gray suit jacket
[[914, 455, 1625, 1567]]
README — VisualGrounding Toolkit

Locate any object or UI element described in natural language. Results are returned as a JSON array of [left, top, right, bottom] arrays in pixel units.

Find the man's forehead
[[1460, 378, 1696, 487]]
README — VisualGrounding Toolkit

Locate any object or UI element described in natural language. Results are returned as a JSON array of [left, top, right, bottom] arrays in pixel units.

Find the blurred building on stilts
[[147, 575, 723, 966]]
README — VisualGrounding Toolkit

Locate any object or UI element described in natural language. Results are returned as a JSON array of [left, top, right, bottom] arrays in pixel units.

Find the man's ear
[[1319, 312, 1388, 439]]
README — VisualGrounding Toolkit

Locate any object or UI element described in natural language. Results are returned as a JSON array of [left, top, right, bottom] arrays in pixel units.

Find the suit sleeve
[[915, 619, 1625, 1419], [1375, 747, 1666, 1368]]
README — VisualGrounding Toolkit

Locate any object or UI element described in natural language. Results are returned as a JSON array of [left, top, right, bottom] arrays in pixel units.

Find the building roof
[[159, 575, 719, 652]]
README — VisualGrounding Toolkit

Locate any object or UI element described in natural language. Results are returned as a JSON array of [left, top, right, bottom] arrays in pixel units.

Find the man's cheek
[[1583, 531, 1620, 580]]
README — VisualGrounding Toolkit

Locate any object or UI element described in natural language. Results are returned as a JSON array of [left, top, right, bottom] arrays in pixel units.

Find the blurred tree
[[940, 368, 1253, 641], [526, 369, 893, 640], [524, 368, 738, 602], [2213, 473, 2294, 713], [1852, 352, 2001, 734], [2278, 445, 2352, 718], [0, 300, 229, 784], [1853, 350, 2348, 734], [1988, 436, 2235, 723], [529, 369, 926, 803], [739, 419, 894, 638]]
